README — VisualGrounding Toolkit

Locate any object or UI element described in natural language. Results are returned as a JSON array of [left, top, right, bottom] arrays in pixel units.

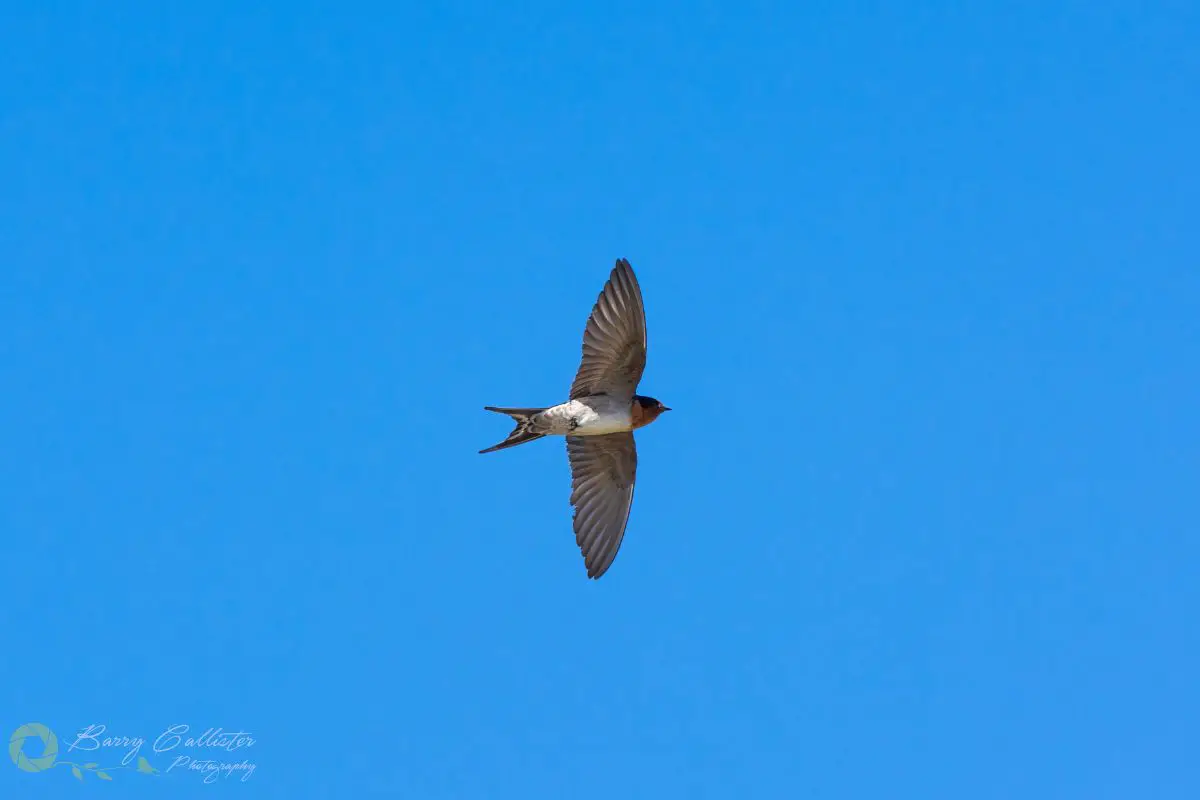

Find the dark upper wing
[[566, 432, 637, 579], [569, 259, 647, 401]]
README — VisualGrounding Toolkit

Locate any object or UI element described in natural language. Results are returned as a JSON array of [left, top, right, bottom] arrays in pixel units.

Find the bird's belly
[[572, 408, 632, 435], [539, 399, 632, 436]]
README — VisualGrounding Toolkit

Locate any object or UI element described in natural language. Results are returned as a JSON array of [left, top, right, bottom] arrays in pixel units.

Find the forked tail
[[479, 406, 548, 454]]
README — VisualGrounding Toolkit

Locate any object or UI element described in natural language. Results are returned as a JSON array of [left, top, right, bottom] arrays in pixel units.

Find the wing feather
[[566, 433, 637, 579], [569, 259, 647, 401]]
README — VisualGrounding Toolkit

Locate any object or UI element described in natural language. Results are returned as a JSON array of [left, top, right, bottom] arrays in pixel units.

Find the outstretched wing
[[569, 259, 647, 402], [566, 432, 637, 579]]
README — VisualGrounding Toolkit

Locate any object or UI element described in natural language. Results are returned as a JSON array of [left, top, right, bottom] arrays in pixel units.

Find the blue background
[[3, 2, 1197, 797]]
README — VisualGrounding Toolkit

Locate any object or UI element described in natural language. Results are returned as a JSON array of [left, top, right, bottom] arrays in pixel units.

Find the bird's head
[[632, 395, 671, 428]]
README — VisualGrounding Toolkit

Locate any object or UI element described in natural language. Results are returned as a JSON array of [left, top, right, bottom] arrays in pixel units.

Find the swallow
[[480, 258, 670, 579]]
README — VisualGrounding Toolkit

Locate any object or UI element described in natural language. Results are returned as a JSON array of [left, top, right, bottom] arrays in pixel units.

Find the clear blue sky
[[3, 3, 1197, 798]]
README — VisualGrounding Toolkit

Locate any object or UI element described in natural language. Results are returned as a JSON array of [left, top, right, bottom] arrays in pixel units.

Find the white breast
[[568, 398, 632, 435]]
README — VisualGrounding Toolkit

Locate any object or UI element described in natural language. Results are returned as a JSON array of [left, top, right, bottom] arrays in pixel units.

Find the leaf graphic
[[72, 765, 83, 781], [137, 756, 156, 773], [97, 771, 112, 780], [84, 762, 98, 769]]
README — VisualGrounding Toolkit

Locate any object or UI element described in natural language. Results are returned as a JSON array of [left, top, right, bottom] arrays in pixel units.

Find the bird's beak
[[662, 406, 672, 412]]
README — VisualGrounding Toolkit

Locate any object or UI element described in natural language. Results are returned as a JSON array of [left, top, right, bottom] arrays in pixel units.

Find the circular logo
[[9, 723, 58, 772]]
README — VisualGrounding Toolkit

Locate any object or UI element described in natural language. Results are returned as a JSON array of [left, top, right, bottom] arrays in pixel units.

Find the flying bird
[[480, 258, 670, 579]]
